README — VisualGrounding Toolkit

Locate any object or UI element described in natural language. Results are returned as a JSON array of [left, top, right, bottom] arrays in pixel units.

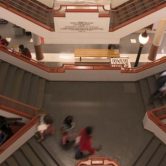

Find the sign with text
[[54, 13, 110, 32], [111, 58, 131, 68]]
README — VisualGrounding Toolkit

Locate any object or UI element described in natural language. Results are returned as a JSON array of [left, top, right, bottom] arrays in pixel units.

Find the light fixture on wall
[[134, 30, 149, 67]]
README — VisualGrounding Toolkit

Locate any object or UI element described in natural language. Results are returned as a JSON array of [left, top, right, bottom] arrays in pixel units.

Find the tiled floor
[[42, 81, 151, 166]]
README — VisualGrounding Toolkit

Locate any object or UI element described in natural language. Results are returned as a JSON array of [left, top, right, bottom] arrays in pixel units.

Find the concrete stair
[[132, 137, 166, 166], [0, 60, 46, 109], [132, 72, 166, 166], [2, 137, 60, 166]]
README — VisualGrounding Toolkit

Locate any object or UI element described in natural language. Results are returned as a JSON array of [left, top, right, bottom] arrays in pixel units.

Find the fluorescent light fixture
[[59, 53, 74, 60], [130, 39, 137, 43], [29, 38, 33, 43], [6, 38, 11, 42]]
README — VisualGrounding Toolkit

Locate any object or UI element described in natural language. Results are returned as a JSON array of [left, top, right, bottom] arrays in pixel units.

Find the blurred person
[[75, 126, 101, 160], [0, 35, 9, 46], [19, 44, 32, 59], [0, 130, 7, 145], [61, 115, 76, 148], [150, 71, 166, 102], [36, 114, 55, 142]]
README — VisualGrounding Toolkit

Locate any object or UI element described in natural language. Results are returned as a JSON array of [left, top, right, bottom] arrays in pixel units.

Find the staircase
[[110, 0, 166, 30], [0, 59, 166, 165], [131, 73, 166, 166], [0, 0, 54, 30], [0, 60, 46, 109], [0, 137, 62, 166]]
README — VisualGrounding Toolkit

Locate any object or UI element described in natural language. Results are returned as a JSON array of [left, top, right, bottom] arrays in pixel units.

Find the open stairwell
[[0, 60, 46, 109], [0, 59, 166, 165]]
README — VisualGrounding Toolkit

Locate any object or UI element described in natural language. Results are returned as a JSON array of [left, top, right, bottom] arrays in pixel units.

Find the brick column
[[32, 34, 44, 60], [148, 19, 166, 61]]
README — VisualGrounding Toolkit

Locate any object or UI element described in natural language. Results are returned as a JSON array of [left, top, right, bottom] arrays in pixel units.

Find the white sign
[[54, 13, 110, 32], [111, 58, 131, 67]]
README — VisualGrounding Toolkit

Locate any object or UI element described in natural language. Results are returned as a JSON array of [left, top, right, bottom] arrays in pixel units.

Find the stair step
[[28, 137, 56, 166], [21, 143, 44, 166], [13, 149, 31, 166], [11, 69, 25, 99], [159, 153, 166, 166], [27, 75, 39, 106], [3, 65, 17, 97], [18, 72, 32, 104], [0, 162, 8, 166], [134, 137, 161, 166], [0, 62, 10, 93], [35, 78, 46, 108], [147, 143, 166, 166], [41, 140, 64, 166], [5, 156, 19, 166]]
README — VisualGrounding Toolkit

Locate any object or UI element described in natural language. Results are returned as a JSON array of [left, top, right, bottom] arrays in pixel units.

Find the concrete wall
[[0, 109, 28, 122], [111, 0, 130, 8], [143, 113, 166, 144], [36, 0, 54, 8]]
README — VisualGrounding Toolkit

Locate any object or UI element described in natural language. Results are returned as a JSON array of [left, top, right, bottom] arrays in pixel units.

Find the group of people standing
[[36, 114, 101, 160], [0, 35, 32, 59]]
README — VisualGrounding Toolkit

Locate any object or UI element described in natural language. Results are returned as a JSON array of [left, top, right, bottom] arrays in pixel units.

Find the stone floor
[[42, 81, 153, 166]]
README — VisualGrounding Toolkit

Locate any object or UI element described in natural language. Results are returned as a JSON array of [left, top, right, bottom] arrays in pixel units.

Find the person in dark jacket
[[19, 44, 32, 59], [61, 115, 75, 148], [0, 35, 9, 46]]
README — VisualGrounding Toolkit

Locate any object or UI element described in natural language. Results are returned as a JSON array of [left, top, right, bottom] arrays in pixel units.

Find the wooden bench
[[74, 49, 120, 61]]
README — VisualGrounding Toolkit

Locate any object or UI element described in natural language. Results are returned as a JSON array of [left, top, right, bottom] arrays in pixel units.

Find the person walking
[[61, 115, 76, 148], [75, 126, 101, 160], [150, 71, 166, 102]]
